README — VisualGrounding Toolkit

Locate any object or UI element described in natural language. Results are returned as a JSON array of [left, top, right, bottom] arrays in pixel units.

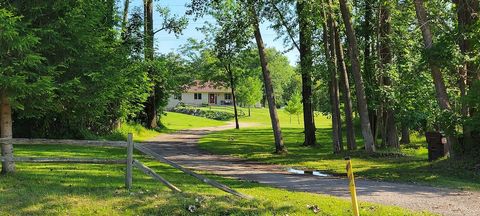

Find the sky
[[128, 0, 298, 65]]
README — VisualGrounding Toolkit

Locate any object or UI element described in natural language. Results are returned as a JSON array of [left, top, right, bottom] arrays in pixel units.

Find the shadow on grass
[[199, 127, 480, 190], [0, 145, 291, 215]]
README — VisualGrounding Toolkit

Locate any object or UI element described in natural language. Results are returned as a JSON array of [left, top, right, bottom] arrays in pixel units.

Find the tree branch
[[153, 27, 166, 35], [269, 0, 300, 52]]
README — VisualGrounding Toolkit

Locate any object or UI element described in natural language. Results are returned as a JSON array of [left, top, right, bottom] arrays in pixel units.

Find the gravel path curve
[[143, 122, 480, 216]]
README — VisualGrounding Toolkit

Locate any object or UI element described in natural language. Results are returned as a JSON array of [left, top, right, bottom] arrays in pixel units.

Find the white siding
[[166, 95, 181, 109], [181, 92, 208, 105], [167, 92, 233, 109]]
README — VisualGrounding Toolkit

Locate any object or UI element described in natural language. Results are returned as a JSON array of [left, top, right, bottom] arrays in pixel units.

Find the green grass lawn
[[0, 145, 431, 215], [198, 107, 480, 190], [102, 112, 228, 142], [196, 105, 330, 129], [161, 112, 227, 130]]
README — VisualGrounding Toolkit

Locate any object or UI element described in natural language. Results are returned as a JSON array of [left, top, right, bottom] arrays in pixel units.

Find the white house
[[167, 81, 233, 108]]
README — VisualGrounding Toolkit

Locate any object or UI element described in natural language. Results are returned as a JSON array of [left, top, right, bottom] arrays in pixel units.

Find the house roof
[[185, 81, 231, 93]]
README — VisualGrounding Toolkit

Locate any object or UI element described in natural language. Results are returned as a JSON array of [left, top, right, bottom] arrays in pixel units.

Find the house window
[[173, 94, 182, 100], [194, 93, 202, 100], [224, 93, 232, 100]]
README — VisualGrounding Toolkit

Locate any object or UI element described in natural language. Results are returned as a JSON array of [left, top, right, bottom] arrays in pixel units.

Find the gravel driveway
[[143, 123, 480, 216]]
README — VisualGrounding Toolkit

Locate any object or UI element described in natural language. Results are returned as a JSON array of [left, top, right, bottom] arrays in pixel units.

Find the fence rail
[[132, 159, 181, 192], [0, 134, 251, 199], [0, 138, 127, 147], [135, 143, 251, 199], [0, 157, 126, 164]]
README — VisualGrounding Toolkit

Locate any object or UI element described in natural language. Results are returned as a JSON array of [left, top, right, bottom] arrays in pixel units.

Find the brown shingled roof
[[185, 80, 231, 93]]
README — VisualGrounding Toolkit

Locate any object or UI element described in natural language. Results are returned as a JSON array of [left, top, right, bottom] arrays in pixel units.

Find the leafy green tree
[[284, 92, 302, 124], [6, 1, 149, 139], [201, 1, 253, 129], [237, 77, 263, 116], [265, 48, 296, 106], [0, 8, 54, 173], [143, 1, 188, 129]]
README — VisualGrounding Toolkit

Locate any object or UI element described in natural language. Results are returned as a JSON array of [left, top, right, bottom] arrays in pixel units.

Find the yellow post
[[345, 157, 359, 216]]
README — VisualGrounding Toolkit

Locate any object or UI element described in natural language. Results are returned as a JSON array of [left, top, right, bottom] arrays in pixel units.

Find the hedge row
[[171, 107, 240, 121]]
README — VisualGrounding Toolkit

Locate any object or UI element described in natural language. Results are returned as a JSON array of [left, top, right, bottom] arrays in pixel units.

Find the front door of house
[[209, 93, 216, 104]]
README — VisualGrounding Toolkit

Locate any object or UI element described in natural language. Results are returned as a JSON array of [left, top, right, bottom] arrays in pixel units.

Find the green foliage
[[4, 2, 193, 138], [102, 122, 160, 142], [265, 48, 297, 106], [148, 54, 194, 118], [236, 76, 263, 107], [284, 92, 302, 124], [0, 8, 54, 117], [171, 106, 243, 121], [2, 0, 152, 138], [156, 5, 188, 37]]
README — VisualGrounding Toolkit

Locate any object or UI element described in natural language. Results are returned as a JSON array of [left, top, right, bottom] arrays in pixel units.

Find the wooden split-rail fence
[[0, 134, 250, 199]]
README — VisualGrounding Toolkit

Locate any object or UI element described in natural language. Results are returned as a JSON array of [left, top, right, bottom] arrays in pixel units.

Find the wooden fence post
[[125, 133, 133, 189]]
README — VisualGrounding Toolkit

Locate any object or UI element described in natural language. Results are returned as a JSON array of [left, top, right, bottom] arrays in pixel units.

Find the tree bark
[[1, 90, 15, 174], [338, 0, 376, 152], [249, 3, 286, 153], [227, 64, 240, 129], [363, 0, 377, 143], [297, 0, 317, 146], [414, 0, 456, 155], [455, 0, 479, 86], [400, 125, 411, 144], [414, 0, 452, 111], [332, 9, 357, 150], [325, 0, 343, 153], [454, 0, 479, 146], [144, 0, 157, 128], [379, 3, 399, 148]]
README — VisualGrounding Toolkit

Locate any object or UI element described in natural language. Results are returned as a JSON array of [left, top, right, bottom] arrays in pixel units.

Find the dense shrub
[[171, 107, 241, 120]]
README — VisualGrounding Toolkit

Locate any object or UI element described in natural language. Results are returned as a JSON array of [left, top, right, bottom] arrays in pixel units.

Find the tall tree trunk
[[455, 0, 479, 92], [379, 3, 399, 148], [333, 9, 357, 150], [363, 0, 377, 143], [249, 3, 286, 153], [1, 90, 15, 174], [454, 0, 479, 146], [400, 125, 411, 144], [325, 0, 343, 153], [144, 0, 157, 129], [227, 64, 240, 129], [339, 0, 376, 152], [121, 0, 130, 40], [414, 0, 456, 155], [297, 0, 317, 146]]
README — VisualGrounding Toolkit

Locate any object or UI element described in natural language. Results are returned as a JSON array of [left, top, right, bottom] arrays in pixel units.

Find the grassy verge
[[103, 112, 228, 142], [0, 145, 431, 215], [161, 112, 227, 131], [198, 108, 480, 190]]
